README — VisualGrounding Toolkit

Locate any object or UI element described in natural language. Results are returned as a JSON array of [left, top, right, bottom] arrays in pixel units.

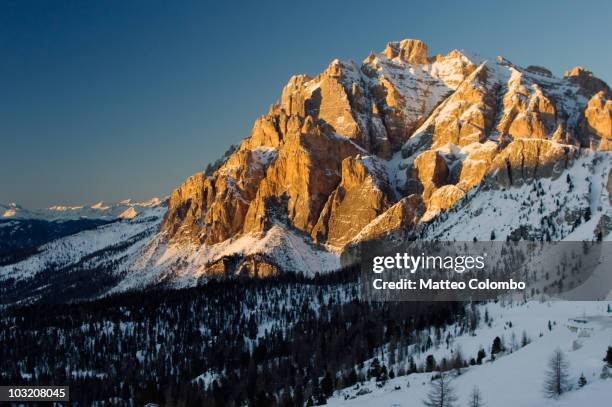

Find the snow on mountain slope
[[0, 205, 166, 283], [118, 207, 138, 220], [328, 301, 612, 407], [111, 223, 341, 292], [420, 150, 612, 242]]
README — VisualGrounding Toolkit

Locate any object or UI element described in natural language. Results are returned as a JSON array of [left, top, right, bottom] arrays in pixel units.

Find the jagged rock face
[[203, 254, 280, 278], [163, 147, 275, 245], [163, 173, 209, 243], [384, 39, 429, 64], [418, 64, 499, 149], [457, 141, 499, 190], [410, 150, 449, 200], [352, 195, 425, 242], [242, 118, 361, 235], [281, 62, 362, 141], [489, 139, 576, 186], [496, 67, 558, 141], [159, 38, 612, 271], [243, 111, 286, 150], [363, 45, 477, 154], [424, 185, 465, 221], [161, 39, 478, 248], [311, 156, 391, 247]]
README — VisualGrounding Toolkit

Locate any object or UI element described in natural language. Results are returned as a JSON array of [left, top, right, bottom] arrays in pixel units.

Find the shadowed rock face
[[160, 39, 612, 262], [564, 67, 612, 99], [311, 156, 392, 247], [410, 150, 449, 200], [582, 91, 612, 150]]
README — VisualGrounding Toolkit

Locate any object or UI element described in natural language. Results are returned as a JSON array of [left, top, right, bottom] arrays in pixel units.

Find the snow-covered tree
[[467, 386, 485, 407], [423, 372, 457, 407], [544, 348, 570, 398]]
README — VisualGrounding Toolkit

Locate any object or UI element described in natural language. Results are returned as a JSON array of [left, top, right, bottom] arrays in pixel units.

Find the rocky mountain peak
[[153, 39, 612, 278], [564, 66, 612, 99], [383, 39, 429, 64]]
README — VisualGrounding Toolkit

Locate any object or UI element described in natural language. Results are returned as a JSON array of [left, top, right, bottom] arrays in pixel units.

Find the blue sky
[[1, 0, 611, 208]]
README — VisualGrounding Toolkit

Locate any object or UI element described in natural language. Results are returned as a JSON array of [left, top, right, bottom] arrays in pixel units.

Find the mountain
[[150, 39, 612, 278], [1, 39, 611, 303]]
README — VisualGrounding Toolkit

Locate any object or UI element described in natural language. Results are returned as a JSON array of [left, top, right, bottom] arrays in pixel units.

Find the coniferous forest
[[0, 267, 467, 406]]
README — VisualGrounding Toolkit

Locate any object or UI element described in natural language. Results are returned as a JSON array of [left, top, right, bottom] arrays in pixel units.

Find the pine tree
[[425, 355, 437, 372], [491, 337, 503, 355], [423, 372, 457, 407], [378, 365, 388, 383], [368, 358, 382, 379], [601, 365, 611, 380], [476, 349, 486, 365], [584, 207, 591, 222], [321, 371, 334, 398], [520, 330, 530, 347], [604, 346, 612, 368], [544, 348, 570, 398], [468, 386, 485, 407], [578, 373, 587, 388]]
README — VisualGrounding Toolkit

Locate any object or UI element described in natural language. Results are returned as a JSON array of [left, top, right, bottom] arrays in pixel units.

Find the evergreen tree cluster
[[0, 268, 464, 406]]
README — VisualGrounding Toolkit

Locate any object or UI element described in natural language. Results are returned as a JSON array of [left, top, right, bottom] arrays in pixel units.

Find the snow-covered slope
[[0, 204, 166, 305], [420, 150, 612, 242], [0, 205, 165, 281], [328, 301, 612, 407], [112, 223, 342, 292]]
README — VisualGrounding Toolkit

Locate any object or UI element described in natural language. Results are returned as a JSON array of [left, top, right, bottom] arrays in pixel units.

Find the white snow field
[[328, 300, 612, 407]]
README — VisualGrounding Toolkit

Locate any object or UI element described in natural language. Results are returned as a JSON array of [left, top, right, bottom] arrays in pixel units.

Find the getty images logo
[[372, 252, 487, 274]]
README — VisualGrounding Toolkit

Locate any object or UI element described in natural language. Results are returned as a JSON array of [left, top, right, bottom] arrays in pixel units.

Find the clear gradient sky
[[1, 0, 611, 208]]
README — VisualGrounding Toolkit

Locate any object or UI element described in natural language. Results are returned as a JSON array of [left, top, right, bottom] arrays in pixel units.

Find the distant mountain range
[[1, 197, 162, 221]]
